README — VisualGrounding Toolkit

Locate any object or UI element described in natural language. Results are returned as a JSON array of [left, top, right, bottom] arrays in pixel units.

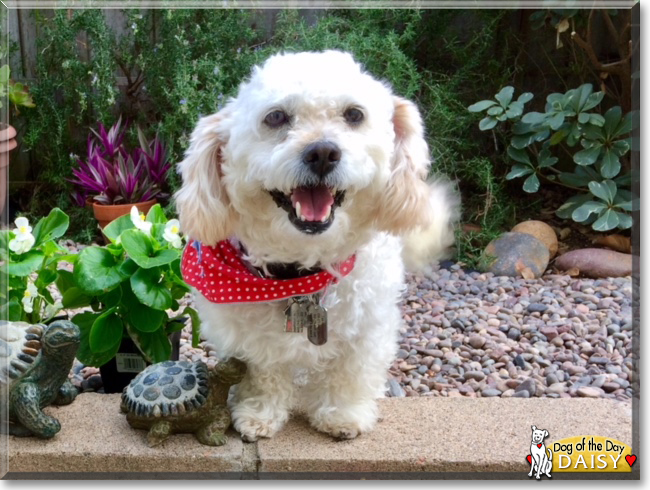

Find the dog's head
[[176, 51, 433, 268], [531, 426, 549, 444]]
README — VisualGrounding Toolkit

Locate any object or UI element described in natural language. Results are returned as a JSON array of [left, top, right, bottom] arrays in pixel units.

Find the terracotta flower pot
[[0, 123, 18, 216], [91, 198, 158, 229]]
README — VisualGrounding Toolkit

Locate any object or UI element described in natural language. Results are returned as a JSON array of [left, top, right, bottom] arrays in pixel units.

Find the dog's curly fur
[[176, 51, 458, 441]]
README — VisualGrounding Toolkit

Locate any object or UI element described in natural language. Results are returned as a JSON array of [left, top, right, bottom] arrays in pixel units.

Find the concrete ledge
[[5, 394, 633, 477]]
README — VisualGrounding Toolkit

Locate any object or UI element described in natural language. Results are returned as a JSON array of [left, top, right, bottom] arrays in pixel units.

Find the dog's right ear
[[175, 109, 234, 245], [532, 425, 537, 431]]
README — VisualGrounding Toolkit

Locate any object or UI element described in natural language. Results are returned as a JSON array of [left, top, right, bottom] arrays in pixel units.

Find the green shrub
[[469, 83, 637, 232]]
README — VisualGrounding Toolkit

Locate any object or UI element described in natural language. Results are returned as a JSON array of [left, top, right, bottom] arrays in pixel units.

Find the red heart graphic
[[527, 455, 532, 464], [625, 455, 636, 467], [537, 444, 542, 448]]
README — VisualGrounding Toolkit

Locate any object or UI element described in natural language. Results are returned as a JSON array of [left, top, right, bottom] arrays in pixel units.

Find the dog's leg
[[303, 340, 394, 440], [230, 363, 295, 442]]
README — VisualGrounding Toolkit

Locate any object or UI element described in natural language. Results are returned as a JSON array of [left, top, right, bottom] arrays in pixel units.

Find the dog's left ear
[[374, 97, 433, 234], [544, 430, 549, 438]]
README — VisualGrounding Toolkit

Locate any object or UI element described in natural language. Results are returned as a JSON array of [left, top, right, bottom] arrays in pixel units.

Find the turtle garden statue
[[1, 320, 80, 438], [121, 357, 246, 447]]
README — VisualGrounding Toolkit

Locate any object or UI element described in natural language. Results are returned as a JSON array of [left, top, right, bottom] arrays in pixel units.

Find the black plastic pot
[[99, 330, 182, 394]]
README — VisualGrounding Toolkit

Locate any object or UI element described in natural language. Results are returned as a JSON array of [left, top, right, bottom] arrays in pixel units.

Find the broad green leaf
[[507, 146, 532, 165], [599, 150, 621, 179], [89, 308, 123, 353], [494, 86, 514, 108], [478, 117, 498, 131], [126, 321, 171, 364], [55, 270, 75, 294], [615, 212, 633, 229], [1, 250, 44, 277], [521, 112, 546, 125], [572, 201, 608, 222], [32, 208, 69, 247], [612, 139, 630, 155], [517, 92, 534, 104], [99, 286, 122, 308], [549, 130, 567, 145], [578, 113, 590, 124], [128, 302, 166, 333], [612, 110, 638, 138], [556, 194, 592, 219], [505, 164, 532, 180], [588, 180, 617, 204], [592, 209, 620, 232], [0, 231, 11, 260], [538, 155, 558, 168], [146, 204, 167, 224], [468, 100, 496, 112], [119, 257, 139, 277], [121, 280, 167, 333], [487, 105, 504, 116], [505, 103, 523, 119], [589, 114, 605, 127], [0, 65, 10, 83], [74, 246, 126, 294], [35, 268, 58, 289], [121, 229, 177, 269], [522, 173, 540, 193], [602, 106, 623, 137], [130, 266, 173, 310], [102, 213, 135, 243], [73, 311, 122, 367], [547, 112, 566, 130], [62, 287, 93, 309], [0, 298, 23, 322], [559, 172, 591, 188], [573, 145, 601, 165], [582, 91, 604, 112]]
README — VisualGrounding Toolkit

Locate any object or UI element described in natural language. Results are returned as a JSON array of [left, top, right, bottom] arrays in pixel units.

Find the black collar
[[236, 240, 323, 280]]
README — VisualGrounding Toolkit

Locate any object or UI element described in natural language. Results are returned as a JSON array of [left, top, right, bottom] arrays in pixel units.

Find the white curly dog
[[176, 51, 457, 441]]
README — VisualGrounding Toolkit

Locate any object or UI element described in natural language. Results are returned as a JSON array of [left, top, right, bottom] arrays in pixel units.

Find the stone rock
[[515, 377, 537, 397], [554, 248, 633, 278], [511, 220, 558, 258], [482, 232, 550, 278], [387, 379, 406, 397], [577, 386, 605, 398]]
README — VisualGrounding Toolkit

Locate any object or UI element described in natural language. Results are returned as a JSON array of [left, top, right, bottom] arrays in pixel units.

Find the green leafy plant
[[64, 204, 200, 366], [0, 64, 35, 112], [0, 209, 74, 323], [469, 83, 637, 231]]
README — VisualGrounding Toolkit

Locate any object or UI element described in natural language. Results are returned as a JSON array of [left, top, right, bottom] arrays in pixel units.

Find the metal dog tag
[[307, 296, 328, 346], [284, 296, 311, 333]]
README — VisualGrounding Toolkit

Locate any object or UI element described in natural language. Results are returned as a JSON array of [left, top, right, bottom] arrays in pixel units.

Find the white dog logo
[[528, 425, 553, 479]]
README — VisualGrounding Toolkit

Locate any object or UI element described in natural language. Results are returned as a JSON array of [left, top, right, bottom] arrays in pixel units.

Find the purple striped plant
[[70, 118, 171, 205]]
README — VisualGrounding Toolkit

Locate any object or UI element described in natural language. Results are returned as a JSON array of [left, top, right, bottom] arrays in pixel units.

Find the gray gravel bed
[[70, 260, 635, 401]]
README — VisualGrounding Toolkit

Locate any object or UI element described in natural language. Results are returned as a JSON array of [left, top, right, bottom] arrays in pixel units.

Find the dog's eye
[[264, 110, 289, 128], [344, 107, 364, 125]]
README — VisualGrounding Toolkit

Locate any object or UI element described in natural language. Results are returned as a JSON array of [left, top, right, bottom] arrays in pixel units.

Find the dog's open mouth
[[269, 185, 345, 234]]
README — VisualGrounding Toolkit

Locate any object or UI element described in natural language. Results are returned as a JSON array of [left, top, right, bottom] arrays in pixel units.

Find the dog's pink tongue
[[291, 185, 334, 221]]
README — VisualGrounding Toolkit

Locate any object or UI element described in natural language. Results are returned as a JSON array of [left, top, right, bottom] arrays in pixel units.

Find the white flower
[[163, 219, 183, 248], [9, 217, 35, 254], [130, 206, 152, 234], [44, 300, 63, 320], [21, 282, 38, 314]]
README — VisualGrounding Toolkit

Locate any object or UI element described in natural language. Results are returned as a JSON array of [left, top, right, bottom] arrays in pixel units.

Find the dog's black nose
[[302, 141, 341, 178]]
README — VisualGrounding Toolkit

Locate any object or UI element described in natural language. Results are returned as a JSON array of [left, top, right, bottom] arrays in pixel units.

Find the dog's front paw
[[309, 403, 377, 440], [231, 404, 288, 442], [233, 416, 278, 442]]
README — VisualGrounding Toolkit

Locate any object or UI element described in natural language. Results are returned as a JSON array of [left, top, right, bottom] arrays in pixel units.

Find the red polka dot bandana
[[181, 240, 356, 304]]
